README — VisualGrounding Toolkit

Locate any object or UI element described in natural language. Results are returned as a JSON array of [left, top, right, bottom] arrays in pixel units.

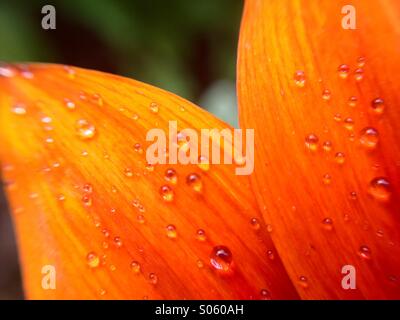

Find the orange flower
[[0, 0, 399, 299]]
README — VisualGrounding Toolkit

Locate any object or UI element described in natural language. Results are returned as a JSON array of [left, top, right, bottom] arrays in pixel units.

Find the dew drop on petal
[[149, 102, 159, 114], [368, 177, 391, 201], [358, 245, 371, 260], [371, 98, 385, 115], [260, 289, 271, 300], [130, 261, 141, 273], [267, 250, 275, 260], [357, 56, 366, 68], [359, 127, 379, 149], [298, 276, 309, 288], [196, 229, 206, 241], [322, 89, 331, 101], [186, 173, 203, 192], [160, 185, 174, 202], [197, 155, 210, 171], [166, 224, 177, 238], [250, 218, 260, 230], [305, 134, 318, 151], [64, 98, 76, 110], [149, 273, 158, 285], [87, 252, 100, 268], [338, 64, 350, 79], [322, 141, 332, 152], [165, 168, 177, 185], [113, 236, 123, 247], [76, 119, 96, 140], [343, 117, 354, 131], [354, 68, 364, 82], [335, 152, 345, 165], [293, 70, 306, 87], [210, 246, 233, 272], [322, 218, 333, 231], [11, 104, 27, 115], [348, 96, 357, 107], [322, 174, 332, 185]]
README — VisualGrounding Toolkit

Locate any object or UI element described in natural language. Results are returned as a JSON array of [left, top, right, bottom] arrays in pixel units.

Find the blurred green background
[[0, 0, 243, 299]]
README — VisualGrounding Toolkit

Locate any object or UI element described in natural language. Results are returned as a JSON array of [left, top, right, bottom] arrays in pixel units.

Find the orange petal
[[238, 0, 400, 299], [0, 63, 298, 299]]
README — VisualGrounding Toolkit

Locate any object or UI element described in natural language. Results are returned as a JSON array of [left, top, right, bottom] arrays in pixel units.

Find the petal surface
[[0, 64, 298, 299], [238, 0, 400, 299]]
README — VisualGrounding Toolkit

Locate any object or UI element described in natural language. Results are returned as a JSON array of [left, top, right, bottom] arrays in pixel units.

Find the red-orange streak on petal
[[238, 0, 400, 299], [0, 64, 298, 299]]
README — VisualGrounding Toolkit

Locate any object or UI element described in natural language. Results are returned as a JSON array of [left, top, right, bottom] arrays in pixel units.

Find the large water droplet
[[210, 245, 233, 272], [359, 127, 379, 149], [368, 177, 391, 201], [87, 252, 100, 268]]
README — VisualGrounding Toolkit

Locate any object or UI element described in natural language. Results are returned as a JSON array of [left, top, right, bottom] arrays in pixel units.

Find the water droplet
[[76, 119, 96, 140], [322, 141, 332, 152], [87, 252, 100, 268], [357, 56, 366, 67], [267, 250, 275, 260], [114, 236, 123, 248], [371, 98, 385, 115], [160, 185, 174, 202], [149, 102, 159, 114], [130, 261, 141, 273], [305, 134, 319, 151], [349, 191, 358, 200], [91, 93, 103, 106], [186, 173, 203, 192], [134, 143, 143, 154], [137, 214, 146, 224], [64, 98, 75, 110], [165, 168, 177, 184], [193, 229, 206, 242], [335, 152, 345, 165], [338, 64, 350, 79], [250, 218, 260, 230], [210, 246, 233, 272], [358, 245, 371, 260], [354, 68, 364, 82], [293, 70, 306, 87], [334, 113, 342, 122], [260, 289, 271, 300], [322, 89, 331, 101], [197, 259, 204, 268], [343, 117, 354, 131], [197, 155, 210, 171], [11, 104, 27, 115], [298, 276, 309, 288], [166, 224, 177, 238], [149, 273, 158, 285], [82, 194, 92, 207], [348, 96, 357, 107], [322, 174, 332, 185], [83, 183, 93, 193], [368, 177, 391, 201], [322, 218, 333, 230], [359, 127, 379, 149], [124, 167, 133, 177], [266, 224, 273, 233]]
